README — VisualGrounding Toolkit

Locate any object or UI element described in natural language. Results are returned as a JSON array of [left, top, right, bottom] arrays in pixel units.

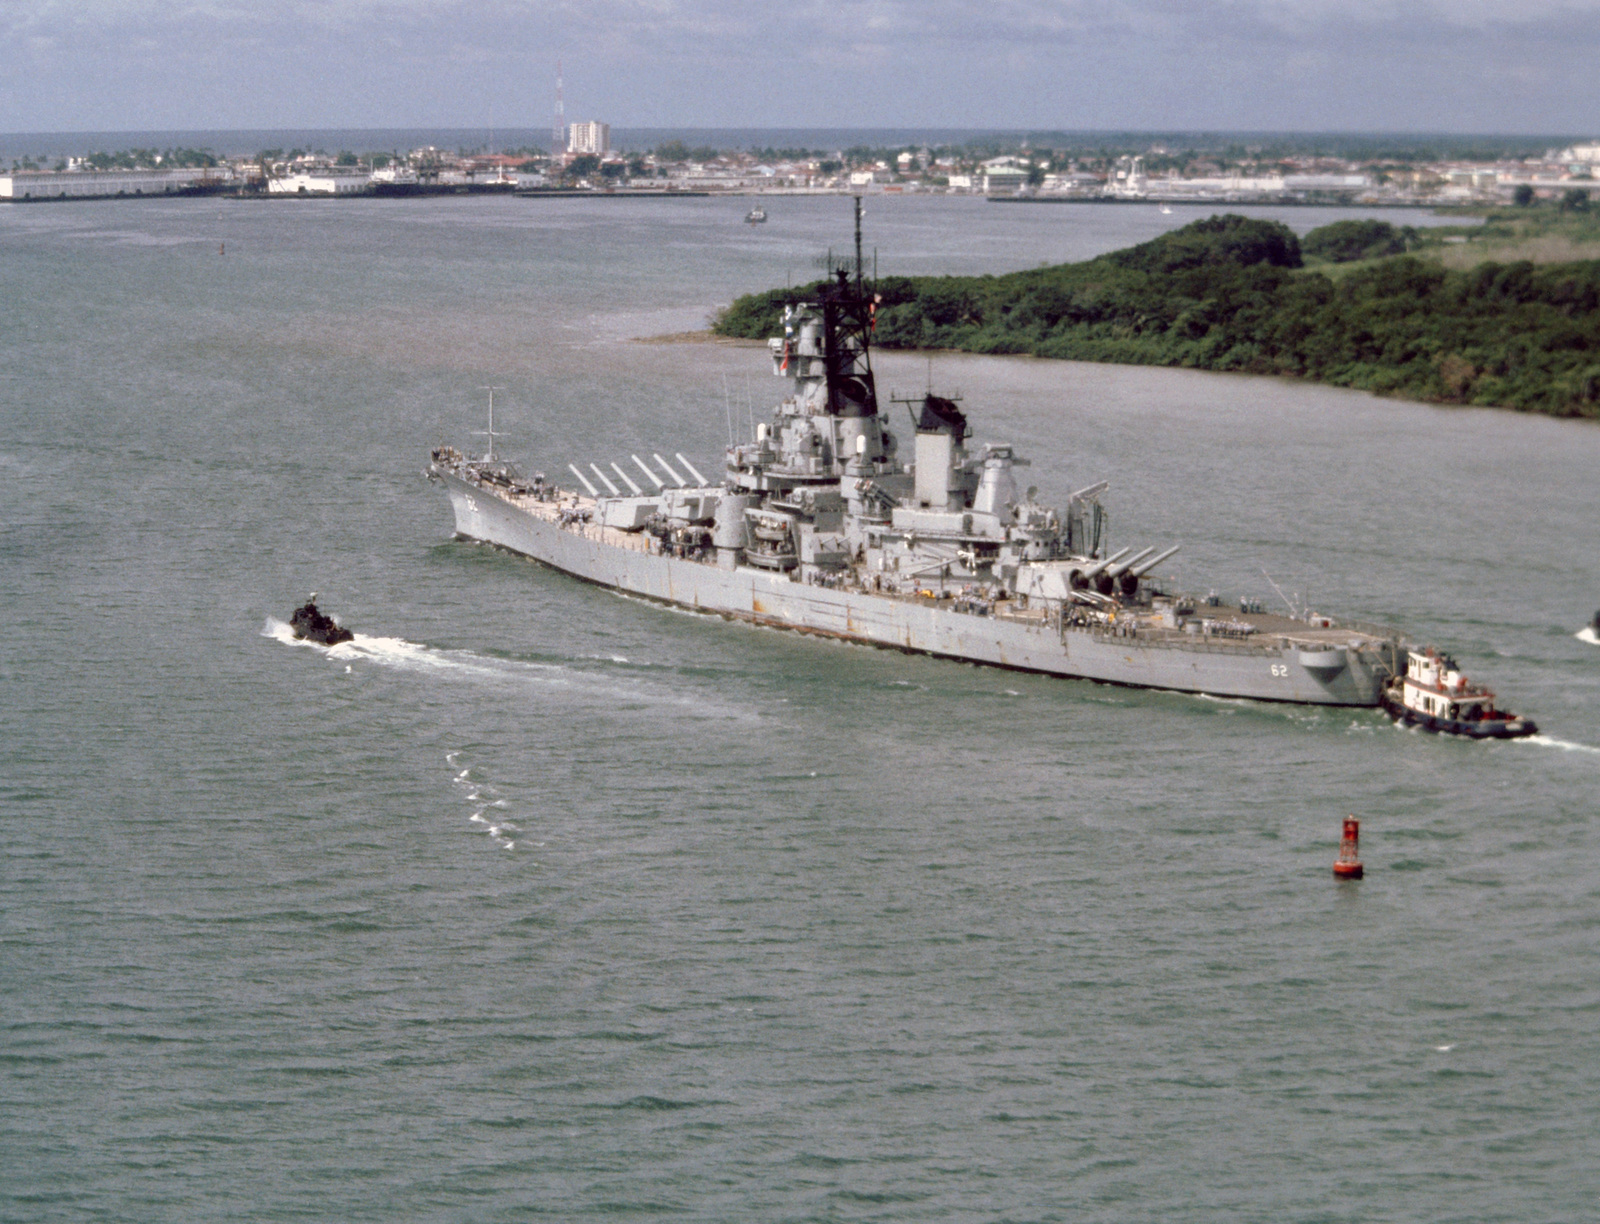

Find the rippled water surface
[[3, 194, 1598, 1222]]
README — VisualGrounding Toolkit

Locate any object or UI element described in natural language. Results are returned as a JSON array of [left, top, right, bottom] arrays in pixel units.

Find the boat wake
[[1577, 627, 1599, 646], [445, 750, 544, 854], [1516, 733, 1600, 757], [263, 616, 540, 681], [261, 617, 753, 718]]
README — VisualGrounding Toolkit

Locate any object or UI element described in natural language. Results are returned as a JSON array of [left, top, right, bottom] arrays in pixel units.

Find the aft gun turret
[[1070, 548, 1131, 590]]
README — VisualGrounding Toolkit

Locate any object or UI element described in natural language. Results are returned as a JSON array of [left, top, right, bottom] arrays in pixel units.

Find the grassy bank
[[713, 212, 1600, 419]]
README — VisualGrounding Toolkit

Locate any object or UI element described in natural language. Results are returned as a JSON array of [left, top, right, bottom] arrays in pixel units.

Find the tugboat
[[289, 594, 354, 646], [1381, 647, 1536, 739]]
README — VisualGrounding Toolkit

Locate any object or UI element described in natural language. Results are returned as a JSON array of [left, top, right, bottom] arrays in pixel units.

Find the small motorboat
[[745, 207, 767, 224], [1581, 609, 1600, 645], [1381, 647, 1536, 739], [289, 595, 353, 646]]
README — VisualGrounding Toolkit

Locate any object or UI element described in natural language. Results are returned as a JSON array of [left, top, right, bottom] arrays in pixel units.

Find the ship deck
[[496, 484, 1400, 652]]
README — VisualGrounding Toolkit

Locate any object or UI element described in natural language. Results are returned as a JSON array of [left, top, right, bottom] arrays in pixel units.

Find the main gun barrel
[[1105, 546, 1157, 578], [1130, 544, 1181, 577], [1078, 547, 1132, 580]]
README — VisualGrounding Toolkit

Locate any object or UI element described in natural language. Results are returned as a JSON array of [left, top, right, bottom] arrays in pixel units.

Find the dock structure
[[0, 168, 235, 201]]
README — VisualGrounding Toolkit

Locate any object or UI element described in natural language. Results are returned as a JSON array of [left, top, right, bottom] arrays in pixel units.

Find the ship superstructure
[[429, 204, 1416, 706]]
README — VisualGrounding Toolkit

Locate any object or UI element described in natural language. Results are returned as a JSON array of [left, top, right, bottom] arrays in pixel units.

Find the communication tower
[[552, 60, 565, 154]]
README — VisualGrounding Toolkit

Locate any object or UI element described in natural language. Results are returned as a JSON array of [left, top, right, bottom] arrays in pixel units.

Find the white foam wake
[[261, 616, 751, 719], [448, 753, 543, 854], [262, 616, 308, 647], [1518, 734, 1600, 757], [1577, 627, 1599, 646], [263, 616, 557, 683], [328, 632, 488, 674]]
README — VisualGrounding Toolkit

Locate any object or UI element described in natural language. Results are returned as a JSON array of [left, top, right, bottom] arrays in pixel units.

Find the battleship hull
[[436, 470, 1396, 706]]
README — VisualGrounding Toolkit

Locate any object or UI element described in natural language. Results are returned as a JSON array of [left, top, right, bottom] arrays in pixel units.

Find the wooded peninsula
[[713, 209, 1600, 419]]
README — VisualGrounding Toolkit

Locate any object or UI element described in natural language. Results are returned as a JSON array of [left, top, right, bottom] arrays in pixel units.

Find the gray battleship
[[429, 206, 1411, 706]]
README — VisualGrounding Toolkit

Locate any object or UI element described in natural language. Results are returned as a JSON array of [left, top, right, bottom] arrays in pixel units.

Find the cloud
[[4, 0, 1600, 132]]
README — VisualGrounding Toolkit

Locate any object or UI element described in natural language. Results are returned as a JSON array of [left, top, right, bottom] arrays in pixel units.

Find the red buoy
[[1334, 816, 1364, 879]]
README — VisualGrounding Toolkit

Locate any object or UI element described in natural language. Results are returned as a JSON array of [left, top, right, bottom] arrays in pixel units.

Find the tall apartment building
[[567, 122, 610, 156]]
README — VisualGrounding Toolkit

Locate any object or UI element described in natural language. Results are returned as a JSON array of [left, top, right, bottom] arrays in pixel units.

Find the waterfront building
[[982, 166, 1028, 193], [568, 121, 610, 156], [267, 170, 371, 195], [1557, 142, 1600, 165], [0, 167, 232, 200]]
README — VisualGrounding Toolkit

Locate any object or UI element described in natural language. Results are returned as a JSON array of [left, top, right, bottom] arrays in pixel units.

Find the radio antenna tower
[[552, 60, 565, 153]]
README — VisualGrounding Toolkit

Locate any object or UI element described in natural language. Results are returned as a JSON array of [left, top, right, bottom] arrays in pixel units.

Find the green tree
[[563, 154, 600, 180], [1513, 184, 1535, 206], [712, 212, 1600, 419], [1302, 219, 1412, 263], [1561, 187, 1591, 211], [1107, 214, 1302, 273]]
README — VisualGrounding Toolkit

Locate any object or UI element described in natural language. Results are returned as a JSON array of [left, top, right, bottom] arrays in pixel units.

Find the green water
[[3, 193, 1597, 1222]]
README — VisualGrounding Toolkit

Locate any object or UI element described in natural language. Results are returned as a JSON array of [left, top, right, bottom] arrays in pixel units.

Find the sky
[[2, 0, 1598, 136]]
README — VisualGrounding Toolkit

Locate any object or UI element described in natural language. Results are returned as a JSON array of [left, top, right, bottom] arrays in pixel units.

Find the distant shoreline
[[0, 185, 1468, 208], [990, 196, 1451, 211], [634, 331, 757, 345]]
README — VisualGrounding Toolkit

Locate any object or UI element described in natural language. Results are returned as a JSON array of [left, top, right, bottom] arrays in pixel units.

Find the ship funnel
[[914, 430, 958, 510], [1130, 544, 1181, 577]]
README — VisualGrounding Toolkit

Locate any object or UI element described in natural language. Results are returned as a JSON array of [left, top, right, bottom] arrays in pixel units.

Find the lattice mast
[[552, 61, 565, 154]]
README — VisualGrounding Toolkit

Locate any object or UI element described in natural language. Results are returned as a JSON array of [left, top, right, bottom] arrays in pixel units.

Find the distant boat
[[369, 162, 422, 196], [1159, 205, 1173, 214], [745, 207, 767, 224], [289, 596, 353, 646]]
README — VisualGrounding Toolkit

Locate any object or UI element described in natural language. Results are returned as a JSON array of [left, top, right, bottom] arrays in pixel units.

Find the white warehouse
[[266, 171, 372, 195], [0, 167, 234, 200]]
